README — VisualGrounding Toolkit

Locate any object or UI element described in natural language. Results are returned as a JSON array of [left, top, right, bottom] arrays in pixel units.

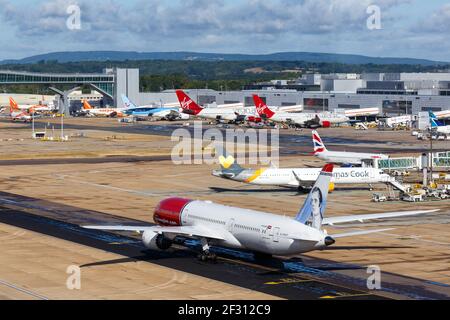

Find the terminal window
[[245, 96, 265, 106], [382, 100, 412, 115], [304, 98, 329, 112], [198, 95, 216, 105], [422, 107, 442, 112]]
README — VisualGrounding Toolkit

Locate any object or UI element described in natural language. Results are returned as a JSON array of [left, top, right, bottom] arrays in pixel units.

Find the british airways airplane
[[83, 164, 437, 262], [312, 130, 388, 166]]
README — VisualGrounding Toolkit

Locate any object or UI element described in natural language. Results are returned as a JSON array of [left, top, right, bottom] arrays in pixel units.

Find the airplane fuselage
[[213, 167, 391, 188], [436, 126, 450, 134], [86, 108, 126, 117], [316, 151, 388, 165], [153, 198, 328, 256], [194, 109, 238, 122], [269, 112, 348, 127]]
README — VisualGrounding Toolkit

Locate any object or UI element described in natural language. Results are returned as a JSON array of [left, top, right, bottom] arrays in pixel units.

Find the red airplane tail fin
[[175, 90, 203, 115], [252, 95, 275, 119]]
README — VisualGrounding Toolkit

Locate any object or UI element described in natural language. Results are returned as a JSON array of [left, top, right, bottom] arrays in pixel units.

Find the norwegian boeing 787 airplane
[[84, 165, 436, 261]]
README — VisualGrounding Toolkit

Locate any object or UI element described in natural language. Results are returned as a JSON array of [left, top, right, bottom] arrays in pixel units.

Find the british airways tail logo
[[313, 134, 325, 153]]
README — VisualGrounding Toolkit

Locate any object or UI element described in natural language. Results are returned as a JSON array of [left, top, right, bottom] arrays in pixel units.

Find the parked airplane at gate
[[253, 95, 349, 129], [312, 130, 388, 165], [176, 90, 255, 123], [121, 95, 189, 120], [211, 144, 393, 191], [84, 164, 437, 261], [430, 111, 450, 134]]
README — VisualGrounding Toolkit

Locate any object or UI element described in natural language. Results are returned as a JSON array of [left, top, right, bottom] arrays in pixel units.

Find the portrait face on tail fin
[[305, 187, 325, 230]]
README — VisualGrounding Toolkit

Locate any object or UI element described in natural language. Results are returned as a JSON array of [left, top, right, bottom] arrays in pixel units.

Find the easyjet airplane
[[84, 165, 436, 261], [82, 100, 127, 118], [9, 97, 54, 114], [8, 98, 32, 122], [253, 94, 349, 128]]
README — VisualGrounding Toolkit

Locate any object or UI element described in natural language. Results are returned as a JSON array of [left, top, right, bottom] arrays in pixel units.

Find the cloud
[[416, 3, 450, 33], [0, 0, 410, 38], [0, 0, 439, 59]]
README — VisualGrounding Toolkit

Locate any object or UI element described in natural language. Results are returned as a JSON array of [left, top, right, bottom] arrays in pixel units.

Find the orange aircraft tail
[[83, 100, 93, 110], [9, 97, 20, 112]]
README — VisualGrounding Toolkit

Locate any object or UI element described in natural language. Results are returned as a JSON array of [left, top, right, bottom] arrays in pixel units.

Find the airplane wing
[[83, 225, 226, 241], [322, 209, 439, 226], [290, 171, 314, 188]]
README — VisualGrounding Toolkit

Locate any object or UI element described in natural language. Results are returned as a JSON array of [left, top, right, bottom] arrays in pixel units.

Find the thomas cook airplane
[[211, 144, 394, 192]]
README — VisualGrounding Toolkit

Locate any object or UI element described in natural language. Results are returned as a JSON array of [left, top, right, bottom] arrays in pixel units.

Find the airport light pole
[[430, 128, 434, 185], [61, 114, 64, 141], [32, 110, 35, 139]]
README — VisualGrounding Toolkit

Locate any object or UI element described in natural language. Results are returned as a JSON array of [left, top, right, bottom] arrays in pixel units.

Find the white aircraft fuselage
[[316, 151, 389, 166], [155, 199, 328, 255], [436, 126, 450, 134], [196, 108, 238, 122], [213, 167, 391, 188]]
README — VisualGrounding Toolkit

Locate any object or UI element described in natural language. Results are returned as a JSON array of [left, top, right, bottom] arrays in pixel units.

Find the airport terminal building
[[1, 68, 450, 117], [149, 72, 450, 117]]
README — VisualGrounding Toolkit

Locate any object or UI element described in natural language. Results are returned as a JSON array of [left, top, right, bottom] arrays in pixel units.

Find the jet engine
[[142, 231, 173, 250], [321, 121, 331, 128]]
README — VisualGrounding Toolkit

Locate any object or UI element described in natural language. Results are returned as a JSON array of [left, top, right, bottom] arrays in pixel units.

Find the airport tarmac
[[0, 118, 449, 300]]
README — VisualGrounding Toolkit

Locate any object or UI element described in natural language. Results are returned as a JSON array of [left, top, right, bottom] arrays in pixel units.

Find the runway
[[0, 191, 449, 300]]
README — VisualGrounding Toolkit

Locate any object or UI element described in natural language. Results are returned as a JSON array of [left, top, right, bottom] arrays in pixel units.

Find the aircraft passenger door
[[261, 226, 270, 241], [273, 227, 280, 243], [228, 219, 235, 234], [181, 208, 189, 225]]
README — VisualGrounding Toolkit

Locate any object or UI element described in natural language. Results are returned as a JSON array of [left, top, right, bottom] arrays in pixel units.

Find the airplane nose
[[325, 236, 336, 246]]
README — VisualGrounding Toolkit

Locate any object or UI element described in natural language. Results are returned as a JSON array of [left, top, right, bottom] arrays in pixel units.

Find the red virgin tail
[[252, 95, 275, 119], [176, 90, 203, 115]]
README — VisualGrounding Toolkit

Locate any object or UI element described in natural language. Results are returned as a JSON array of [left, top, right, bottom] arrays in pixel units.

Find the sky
[[1, 0, 450, 61]]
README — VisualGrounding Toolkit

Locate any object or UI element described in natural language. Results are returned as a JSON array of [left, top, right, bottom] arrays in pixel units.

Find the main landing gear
[[197, 238, 217, 263]]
